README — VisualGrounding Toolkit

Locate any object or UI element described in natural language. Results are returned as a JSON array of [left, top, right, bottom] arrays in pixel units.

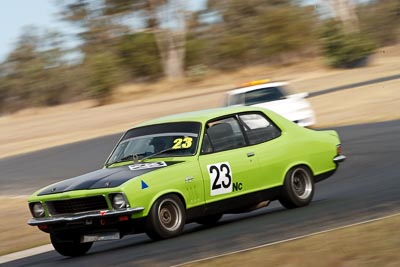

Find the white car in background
[[225, 80, 316, 127]]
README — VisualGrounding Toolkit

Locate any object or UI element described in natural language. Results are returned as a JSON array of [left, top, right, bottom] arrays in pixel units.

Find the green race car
[[28, 106, 346, 256]]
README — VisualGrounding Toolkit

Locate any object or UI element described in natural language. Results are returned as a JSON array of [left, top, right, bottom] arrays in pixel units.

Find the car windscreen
[[237, 86, 286, 105], [244, 87, 287, 105], [107, 122, 201, 165]]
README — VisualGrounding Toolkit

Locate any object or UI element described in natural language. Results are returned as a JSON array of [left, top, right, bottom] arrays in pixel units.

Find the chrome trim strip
[[185, 176, 194, 183], [333, 155, 346, 163], [28, 207, 144, 226]]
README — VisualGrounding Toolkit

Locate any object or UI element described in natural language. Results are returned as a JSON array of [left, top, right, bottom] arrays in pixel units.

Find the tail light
[[337, 144, 342, 155]]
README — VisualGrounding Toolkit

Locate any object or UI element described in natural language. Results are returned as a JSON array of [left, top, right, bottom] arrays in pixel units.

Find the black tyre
[[195, 214, 223, 226], [145, 194, 186, 240], [279, 166, 314, 209], [50, 233, 92, 257]]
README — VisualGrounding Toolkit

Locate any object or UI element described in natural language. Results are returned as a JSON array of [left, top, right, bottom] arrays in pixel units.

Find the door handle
[[247, 152, 255, 157]]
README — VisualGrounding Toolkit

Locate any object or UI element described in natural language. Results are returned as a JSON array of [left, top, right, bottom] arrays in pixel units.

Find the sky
[[0, 0, 71, 61]]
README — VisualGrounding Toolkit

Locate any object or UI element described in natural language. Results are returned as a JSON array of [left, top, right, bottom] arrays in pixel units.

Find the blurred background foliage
[[320, 19, 376, 68], [0, 0, 399, 113]]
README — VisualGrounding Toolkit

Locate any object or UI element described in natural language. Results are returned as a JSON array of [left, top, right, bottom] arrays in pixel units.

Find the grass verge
[[0, 197, 49, 255], [183, 214, 400, 267]]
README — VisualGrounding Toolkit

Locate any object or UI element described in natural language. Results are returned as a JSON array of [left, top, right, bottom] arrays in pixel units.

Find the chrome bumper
[[333, 155, 346, 163], [28, 207, 144, 226]]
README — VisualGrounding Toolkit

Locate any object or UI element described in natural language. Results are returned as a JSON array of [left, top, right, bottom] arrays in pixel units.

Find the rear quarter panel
[[262, 109, 339, 181]]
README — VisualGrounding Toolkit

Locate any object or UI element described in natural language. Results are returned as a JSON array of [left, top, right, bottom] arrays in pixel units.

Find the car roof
[[134, 106, 269, 128], [228, 81, 287, 95]]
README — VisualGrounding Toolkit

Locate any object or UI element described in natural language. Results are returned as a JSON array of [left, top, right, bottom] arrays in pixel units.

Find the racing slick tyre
[[279, 166, 314, 209], [195, 214, 223, 226], [50, 233, 93, 257], [145, 194, 186, 241]]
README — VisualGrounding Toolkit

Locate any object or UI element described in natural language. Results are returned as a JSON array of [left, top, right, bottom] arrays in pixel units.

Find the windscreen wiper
[[140, 147, 188, 162]]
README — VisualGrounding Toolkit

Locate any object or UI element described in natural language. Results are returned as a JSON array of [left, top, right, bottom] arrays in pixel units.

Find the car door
[[237, 112, 287, 188], [198, 116, 259, 210]]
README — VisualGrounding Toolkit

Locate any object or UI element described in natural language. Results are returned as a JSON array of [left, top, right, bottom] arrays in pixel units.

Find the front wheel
[[145, 194, 186, 241], [50, 233, 92, 257], [279, 166, 314, 209]]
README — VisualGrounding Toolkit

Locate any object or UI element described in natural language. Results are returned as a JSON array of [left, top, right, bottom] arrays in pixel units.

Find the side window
[[201, 133, 213, 154], [239, 113, 281, 145], [204, 117, 246, 153]]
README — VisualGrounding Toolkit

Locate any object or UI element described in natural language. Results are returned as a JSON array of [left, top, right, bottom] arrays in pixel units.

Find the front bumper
[[28, 207, 144, 226]]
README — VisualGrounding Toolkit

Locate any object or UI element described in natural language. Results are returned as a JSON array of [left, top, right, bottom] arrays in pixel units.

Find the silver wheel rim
[[158, 198, 182, 231], [290, 168, 312, 200]]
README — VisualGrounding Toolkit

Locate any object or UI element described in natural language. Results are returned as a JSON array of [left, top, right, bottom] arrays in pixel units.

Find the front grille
[[47, 196, 108, 215]]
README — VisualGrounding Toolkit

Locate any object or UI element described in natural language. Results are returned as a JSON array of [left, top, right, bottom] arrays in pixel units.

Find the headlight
[[30, 202, 45, 218], [111, 193, 128, 210]]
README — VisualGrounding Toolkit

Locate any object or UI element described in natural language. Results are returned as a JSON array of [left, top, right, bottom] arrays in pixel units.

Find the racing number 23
[[207, 162, 233, 196], [172, 137, 193, 150]]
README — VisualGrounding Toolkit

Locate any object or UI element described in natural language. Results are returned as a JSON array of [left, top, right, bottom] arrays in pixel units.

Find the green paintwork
[[28, 106, 341, 221]]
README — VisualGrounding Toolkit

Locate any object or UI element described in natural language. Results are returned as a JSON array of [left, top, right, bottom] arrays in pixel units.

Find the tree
[[312, 0, 379, 69], [358, 0, 400, 46], [204, 0, 318, 67], [84, 51, 124, 102], [325, 0, 359, 32], [117, 32, 162, 78], [0, 26, 82, 113], [60, 0, 191, 79], [2, 28, 65, 107], [320, 19, 375, 68]]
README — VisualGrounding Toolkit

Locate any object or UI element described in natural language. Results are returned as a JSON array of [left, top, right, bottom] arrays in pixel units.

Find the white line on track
[[171, 212, 400, 267], [0, 212, 399, 265], [0, 244, 53, 264]]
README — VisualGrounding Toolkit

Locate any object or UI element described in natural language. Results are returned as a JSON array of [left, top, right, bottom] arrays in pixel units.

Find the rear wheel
[[145, 194, 186, 240], [279, 166, 314, 209], [50, 233, 92, 257], [195, 214, 223, 226]]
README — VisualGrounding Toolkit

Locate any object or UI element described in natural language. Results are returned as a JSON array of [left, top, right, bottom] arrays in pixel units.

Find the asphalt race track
[[2, 120, 400, 267], [0, 133, 121, 196]]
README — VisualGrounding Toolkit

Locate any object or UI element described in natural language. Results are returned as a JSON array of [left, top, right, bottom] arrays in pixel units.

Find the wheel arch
[[282, 162, 315, 182], [146, 190, 187, 216]]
